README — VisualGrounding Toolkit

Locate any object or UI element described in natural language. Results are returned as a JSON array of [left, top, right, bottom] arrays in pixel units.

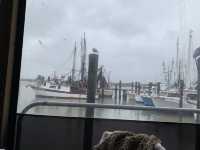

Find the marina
[[17, 33, 200, 124], [18, 80, 198, 124]]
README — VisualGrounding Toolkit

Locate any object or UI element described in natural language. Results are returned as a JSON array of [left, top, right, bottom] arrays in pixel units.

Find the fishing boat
[[28, 34, 99, 100], [29, 83, 88, 99]]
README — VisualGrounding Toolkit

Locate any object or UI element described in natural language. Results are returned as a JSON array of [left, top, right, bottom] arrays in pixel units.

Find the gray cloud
[[21, 0, 200, 82]]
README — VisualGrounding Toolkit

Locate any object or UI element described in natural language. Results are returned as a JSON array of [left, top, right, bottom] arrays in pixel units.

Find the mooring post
[[157, 82, 160, 96], [87, 52, 99, 104], [114, 84, 117, 101], [119, 80, 122, 102], [135, 82, 138, 95], [138, 82, 141, 95], [148, 82, 152, 96], [101, 88, 104, 100], [179, 80, 184, 108], [99, 67, 104, 100], [84, 51, 98, 150], [131, 82, 134, 93], [123, 89, 127, 103], [123, 89, 125, 101]]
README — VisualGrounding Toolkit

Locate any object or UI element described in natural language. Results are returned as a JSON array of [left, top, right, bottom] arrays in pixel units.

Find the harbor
[[18, 79, 198, 124], [17, 32, 200, 124]]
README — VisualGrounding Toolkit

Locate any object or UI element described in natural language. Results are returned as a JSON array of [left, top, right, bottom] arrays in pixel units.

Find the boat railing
[[15, 101, 200, 150], [21, 101, 200, 114]]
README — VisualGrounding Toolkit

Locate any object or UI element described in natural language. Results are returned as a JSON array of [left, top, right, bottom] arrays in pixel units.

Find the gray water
[[17, 80, 197, 124]]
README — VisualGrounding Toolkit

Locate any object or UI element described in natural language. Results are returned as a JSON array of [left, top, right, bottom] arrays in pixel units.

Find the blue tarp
[[142, 96, 155, 107]]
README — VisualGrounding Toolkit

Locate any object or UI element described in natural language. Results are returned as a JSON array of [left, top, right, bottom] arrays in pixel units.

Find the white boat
[[98, 89, 113, 97], [104, 89, 113, 97], [28, 83, 99, 100], [135, 96, 144, 103], [151, 89, 196, 108]]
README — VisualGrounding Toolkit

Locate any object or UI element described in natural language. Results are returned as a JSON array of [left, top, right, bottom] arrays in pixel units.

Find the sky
[[20, 0, 200, 82]]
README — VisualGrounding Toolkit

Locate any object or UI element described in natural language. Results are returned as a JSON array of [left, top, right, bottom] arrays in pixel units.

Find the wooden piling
[[114, 84, 117, 100], [84, 52, 98, 150], [119, 80, 122, 101], [87, 53, 98, 103], [179, 80, 184, 108], [157, 82, 160, 96], [148, 82, 152, 96], [138, 82, 141, 95], [131, 82, 134, 93], [123, 89, 127, 102], [135, 82, 138, 95]]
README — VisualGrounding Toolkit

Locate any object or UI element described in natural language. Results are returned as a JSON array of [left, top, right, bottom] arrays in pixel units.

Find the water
[[17, 80, 197, 124]]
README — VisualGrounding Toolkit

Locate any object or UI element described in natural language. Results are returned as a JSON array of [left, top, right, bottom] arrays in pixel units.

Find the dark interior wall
[[19, 115, 85, 150], [18, 115, 197, 150]]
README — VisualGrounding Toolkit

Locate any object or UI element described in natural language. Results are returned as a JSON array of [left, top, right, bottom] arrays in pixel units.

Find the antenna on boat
[[72, 41, 77, 82]]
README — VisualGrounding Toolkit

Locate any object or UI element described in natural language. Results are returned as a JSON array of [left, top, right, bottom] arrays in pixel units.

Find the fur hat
[[94, 131, 166, 150]]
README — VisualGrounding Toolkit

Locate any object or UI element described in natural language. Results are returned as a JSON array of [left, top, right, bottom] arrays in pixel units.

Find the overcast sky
[[20, 0, 200, 82]]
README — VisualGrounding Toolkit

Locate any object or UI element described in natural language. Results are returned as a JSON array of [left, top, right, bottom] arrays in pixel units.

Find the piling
[[148, 82, 152, 96], [138, 82, 141, 95], [157, 82, 160, 96], [99, 67, 104, 99], [119, 80, 122, 101], [114, 84, 117, 100], [101, 88, 104, 100], [131, 82, 134, 93], [87, 52, 99, 103], [135, 82, 138, 95], [84, 51, 98, 150], [179, 80, 184, 108], [123, 89, 127, 102]]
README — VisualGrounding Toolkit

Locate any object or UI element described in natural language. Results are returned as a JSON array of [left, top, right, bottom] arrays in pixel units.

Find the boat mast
[[80, 32, 87, 81], [186, 30, 193, 88], [176, 37, 180, 84], [72, 41, 77, 82]]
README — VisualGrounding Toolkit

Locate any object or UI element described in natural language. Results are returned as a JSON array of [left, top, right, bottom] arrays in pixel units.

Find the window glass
[[18, 0, 200, 124]]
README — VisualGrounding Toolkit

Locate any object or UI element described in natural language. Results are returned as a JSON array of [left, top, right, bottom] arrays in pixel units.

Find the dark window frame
[[0, 0, 26, 149]]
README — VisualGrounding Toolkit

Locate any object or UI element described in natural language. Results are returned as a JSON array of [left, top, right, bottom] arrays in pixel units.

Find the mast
[[186, 30, 193, 88], [72, 41, 77, 82], [162, 61, 167, 83], [176, 37, 180, 83], [80, 32, 87, 81]]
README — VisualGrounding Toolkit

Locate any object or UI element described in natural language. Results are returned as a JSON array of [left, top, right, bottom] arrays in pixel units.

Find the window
[[13, 1, 200, 150], [18, 0, 200, 124]]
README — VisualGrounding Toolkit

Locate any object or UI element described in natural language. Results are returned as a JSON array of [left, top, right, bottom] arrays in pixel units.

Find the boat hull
[[30, 85, 98, 100], [98, 89, 113, 97]]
